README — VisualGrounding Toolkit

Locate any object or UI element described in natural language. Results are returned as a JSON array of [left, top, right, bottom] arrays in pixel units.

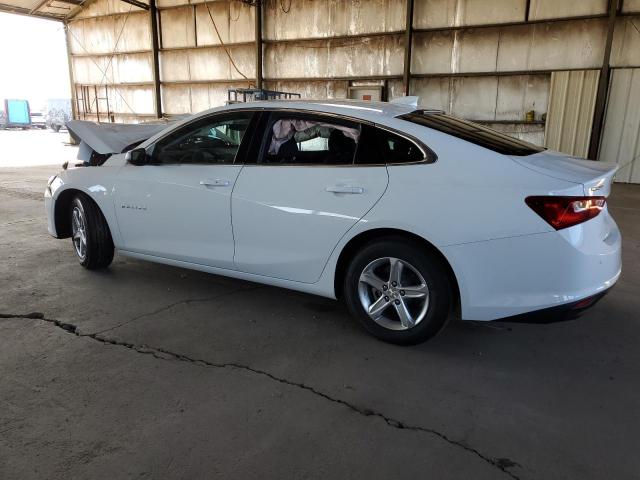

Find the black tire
[[343, 237, 452, 345], [70, 194, 114, 269], [52, 124, 61, 132]]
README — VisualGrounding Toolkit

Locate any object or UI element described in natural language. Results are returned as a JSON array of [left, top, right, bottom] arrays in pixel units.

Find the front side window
[[401, 111, 544, 156], [262, 116, 360, 165], [153, 112, 253, 165]]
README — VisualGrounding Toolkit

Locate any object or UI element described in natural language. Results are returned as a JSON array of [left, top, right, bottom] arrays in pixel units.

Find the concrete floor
[[1, 133, 639, 479]]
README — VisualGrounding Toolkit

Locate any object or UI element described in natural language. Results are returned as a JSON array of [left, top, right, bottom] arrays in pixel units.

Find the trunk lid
[[510, 150, 619, 196]]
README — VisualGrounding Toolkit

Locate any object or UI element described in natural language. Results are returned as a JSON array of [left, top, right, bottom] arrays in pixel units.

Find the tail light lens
[[525, 196, 606, 230]]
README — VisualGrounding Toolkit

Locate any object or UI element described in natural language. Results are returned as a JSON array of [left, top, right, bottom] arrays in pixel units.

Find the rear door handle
[[326, 185, 364, 194], [200, 178, 230, 187]]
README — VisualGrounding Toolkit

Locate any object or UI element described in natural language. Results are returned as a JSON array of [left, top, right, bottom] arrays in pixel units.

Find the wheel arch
[[333, 228, 461, 311], [54, 189, 108, 239]]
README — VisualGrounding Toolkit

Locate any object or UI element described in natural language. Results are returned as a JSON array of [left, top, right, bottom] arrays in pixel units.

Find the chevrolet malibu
[[45, 99, 621, 344]]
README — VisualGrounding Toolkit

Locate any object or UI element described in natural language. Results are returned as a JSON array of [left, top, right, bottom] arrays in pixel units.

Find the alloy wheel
[[357, 257, 430, 331], [71, 206, 87, 261]]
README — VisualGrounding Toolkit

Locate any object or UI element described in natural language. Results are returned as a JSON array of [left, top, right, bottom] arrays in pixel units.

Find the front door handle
[[200, 178, 230, 187], [326, 185, 364, 194]]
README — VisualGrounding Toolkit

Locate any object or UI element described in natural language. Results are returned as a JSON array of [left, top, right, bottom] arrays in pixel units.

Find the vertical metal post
[[63, 22, 78, 121], [588, 0, 619, 159], [149, 0, 163, 118], [94, 84, 100, 121], [105, 85, 112, 122], [84, 86, 89, 119], [255, 0, 263, 89], [193, 4, 198, 47], [82, 86, 87, 119], [402, 0, 414, 96]]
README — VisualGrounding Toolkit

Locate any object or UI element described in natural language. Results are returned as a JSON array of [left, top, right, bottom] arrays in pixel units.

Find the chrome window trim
[[246, 107, 437, 168], [144, 106, 438, 167], [255, 109, 362, 168], [145, 108, 264, 164], [372, 123, 437, 166]]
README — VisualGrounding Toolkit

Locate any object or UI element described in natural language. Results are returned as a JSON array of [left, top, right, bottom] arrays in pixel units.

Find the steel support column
[[63, 22, 78, 121], [588, 0, 619, 159], [402, 0, 414, 96], [149, 0, 162, 118], [255, 0, 263, 89]]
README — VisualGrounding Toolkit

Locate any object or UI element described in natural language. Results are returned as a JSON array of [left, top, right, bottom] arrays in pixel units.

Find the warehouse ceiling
[[0, 0, 85, 20], [0, 0, 149, 20]]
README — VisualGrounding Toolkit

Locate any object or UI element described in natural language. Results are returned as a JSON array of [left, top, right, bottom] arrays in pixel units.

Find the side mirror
[[126, 147, 149, 166]]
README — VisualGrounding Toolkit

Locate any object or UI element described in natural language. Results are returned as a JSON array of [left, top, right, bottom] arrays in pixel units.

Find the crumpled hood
[[66, 118, 188, 162]]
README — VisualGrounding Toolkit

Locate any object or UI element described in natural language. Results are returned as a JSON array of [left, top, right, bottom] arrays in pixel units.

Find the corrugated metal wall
[[64, 0, 640, 182], [599, 68, 640, 183], [158, 0, 256, 115], [545, 70, 599, 158], [67, 1, 155, 122]]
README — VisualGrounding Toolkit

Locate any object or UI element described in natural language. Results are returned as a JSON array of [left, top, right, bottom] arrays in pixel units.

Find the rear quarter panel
[[313, 116, 591, 305], [363, 116, 584, 247]]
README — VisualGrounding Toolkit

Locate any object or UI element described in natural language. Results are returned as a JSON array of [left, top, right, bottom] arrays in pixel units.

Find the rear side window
[[400, 112, 544, 156], [355, 125, 426, 165], [262, 115, 360, 165]]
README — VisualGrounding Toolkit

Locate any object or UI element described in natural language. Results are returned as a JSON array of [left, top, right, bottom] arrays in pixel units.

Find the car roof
[[194, 99, 419, 123]]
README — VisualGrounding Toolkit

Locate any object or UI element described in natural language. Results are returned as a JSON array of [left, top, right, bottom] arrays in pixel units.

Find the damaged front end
[[65, 119, 185, 167]]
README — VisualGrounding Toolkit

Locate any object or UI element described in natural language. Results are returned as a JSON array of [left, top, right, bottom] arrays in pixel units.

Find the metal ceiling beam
[[29, 0, 84, 14], [30, 0, 50, 14], [120, 0, 148, 10], [54, 0, 84, 5], [588, 0, 619, 160]]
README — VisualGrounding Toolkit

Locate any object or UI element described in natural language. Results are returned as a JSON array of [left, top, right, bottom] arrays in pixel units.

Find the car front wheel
[[343, 238, 452, 345], [70, 194, 114, 269]]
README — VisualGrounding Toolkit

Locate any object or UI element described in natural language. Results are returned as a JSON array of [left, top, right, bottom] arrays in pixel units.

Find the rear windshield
[[400, 111, 544, 156]]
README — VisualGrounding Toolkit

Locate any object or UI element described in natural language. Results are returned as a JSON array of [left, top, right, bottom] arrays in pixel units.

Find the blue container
[[5, 99, 31, 126]]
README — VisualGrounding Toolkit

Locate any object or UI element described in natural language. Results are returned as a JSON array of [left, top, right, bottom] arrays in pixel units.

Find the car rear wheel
[[70, 194, 114, 269], [343, 238, 452, 345]]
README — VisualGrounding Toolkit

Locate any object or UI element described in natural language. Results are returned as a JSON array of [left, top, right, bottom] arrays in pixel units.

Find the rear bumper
[[442, 208, 621, 321], [498, 287, 612, 324]]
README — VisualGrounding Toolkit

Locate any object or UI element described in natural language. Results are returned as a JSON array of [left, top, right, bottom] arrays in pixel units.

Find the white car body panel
[[45, 99, 622, 322], [440, 210, 621, 320], [113, 163, 241, 268], [232, 164, 388, 283], [510, 150, 619, 196]]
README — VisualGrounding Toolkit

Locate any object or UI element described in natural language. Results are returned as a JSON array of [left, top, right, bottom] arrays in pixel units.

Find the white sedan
[[45, 99, 621, 344]]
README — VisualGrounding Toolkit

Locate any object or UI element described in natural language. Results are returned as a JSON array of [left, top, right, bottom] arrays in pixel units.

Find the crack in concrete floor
[[1, 311, 522, 480], [87, 285, 266, 336]]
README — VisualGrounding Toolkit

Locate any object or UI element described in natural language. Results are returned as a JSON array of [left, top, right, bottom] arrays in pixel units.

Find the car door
[[231, 111, 389, 283], [113, 110, 255, 268]]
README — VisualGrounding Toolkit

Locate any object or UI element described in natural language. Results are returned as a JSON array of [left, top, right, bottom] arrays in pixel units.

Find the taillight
[[525, 196, 606, 230]]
